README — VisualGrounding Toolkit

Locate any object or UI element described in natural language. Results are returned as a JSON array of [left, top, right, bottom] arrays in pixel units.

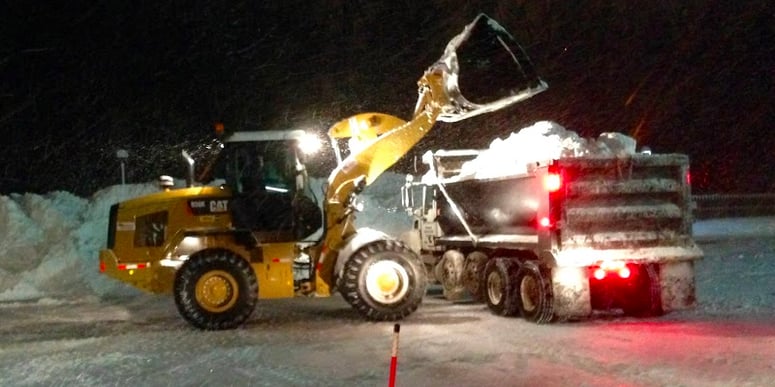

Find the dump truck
[[98, 14, 548, 329], [400, 140, 703, 323]]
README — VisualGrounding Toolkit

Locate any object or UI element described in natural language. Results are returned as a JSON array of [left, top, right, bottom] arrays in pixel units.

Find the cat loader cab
[[208, 130, 323, 242]]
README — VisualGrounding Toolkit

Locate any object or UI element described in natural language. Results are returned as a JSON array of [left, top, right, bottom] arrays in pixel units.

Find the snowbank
[[0, 184, 160, 302]]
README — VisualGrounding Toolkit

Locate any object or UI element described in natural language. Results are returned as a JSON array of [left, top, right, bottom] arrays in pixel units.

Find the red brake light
[[592, 262, 632, 280], [539, 217, 552, 228], [544, 173, 562, 192]]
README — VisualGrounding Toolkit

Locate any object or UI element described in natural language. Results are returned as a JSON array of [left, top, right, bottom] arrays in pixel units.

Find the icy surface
[[1, 178, 774, 386]]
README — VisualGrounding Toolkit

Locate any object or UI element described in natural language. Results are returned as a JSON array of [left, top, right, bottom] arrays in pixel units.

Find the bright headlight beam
[[299, 133, 322, 155]]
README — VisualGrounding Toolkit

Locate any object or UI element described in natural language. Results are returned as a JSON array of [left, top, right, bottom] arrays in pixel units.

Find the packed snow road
[[1, 219, 775, 387]]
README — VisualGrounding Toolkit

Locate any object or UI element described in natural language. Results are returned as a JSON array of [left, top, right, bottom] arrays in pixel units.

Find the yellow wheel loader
[[98, 14, 547, 330]]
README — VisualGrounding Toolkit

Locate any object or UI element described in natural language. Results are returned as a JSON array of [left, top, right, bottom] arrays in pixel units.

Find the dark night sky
[[1, 1, 773, 196]]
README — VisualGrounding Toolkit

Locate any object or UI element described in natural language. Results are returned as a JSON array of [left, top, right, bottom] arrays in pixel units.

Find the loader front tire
[[174, 249, 258, 330], [340, 239, 427, 321]]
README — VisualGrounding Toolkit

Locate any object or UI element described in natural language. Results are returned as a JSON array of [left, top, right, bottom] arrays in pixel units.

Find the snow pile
[[447, 121, 637, 181], [0, 175, 410, 303], [0, 184, 160, 302]]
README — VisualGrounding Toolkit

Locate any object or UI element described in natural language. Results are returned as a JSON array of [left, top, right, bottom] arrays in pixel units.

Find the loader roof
[[223, 130, 307, 143]]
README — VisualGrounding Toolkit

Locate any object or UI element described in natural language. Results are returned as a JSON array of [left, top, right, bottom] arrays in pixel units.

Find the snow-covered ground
[[1, 176, 774, 386]]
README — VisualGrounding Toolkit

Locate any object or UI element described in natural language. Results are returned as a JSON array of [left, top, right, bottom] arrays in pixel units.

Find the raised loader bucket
[[436, 13, 548, 122]]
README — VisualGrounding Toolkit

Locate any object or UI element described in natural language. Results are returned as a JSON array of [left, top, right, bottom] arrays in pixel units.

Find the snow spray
[[389, 323, 400, 387]]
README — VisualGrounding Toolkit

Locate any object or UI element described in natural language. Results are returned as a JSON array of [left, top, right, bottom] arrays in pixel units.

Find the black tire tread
[[623, 264, 664, 317], [339, 239, 427, 321], [516, 261, 555, 324], [483, 257, 521, 317], [173, 249, 258, 330]]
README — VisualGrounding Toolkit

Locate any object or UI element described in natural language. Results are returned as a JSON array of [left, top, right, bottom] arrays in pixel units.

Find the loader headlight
[[299, 133, 323, 155]]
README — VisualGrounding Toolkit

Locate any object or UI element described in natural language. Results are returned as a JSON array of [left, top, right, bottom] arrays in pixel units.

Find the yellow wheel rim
[[365, 261, 410, 305], [195, 270, 239, 313]]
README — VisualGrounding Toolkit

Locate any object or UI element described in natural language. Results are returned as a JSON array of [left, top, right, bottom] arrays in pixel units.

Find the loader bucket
[[436, 14, 548, 122]]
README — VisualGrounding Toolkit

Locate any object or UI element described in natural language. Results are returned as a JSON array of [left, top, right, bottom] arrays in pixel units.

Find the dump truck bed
[[434, 154, 699, 263]]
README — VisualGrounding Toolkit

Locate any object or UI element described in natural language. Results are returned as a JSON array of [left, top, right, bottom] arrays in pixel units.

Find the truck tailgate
[[558, 154, 695, 251]]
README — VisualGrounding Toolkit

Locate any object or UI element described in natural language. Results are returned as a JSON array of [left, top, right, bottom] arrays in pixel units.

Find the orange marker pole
[[389, 323, 400, 387]]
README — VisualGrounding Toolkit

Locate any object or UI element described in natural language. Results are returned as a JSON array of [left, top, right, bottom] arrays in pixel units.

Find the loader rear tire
[[340, 239, 427, 321], [484, 258, 521, 316], [516, 261, 554, 324], [174, 249, 258, 330]]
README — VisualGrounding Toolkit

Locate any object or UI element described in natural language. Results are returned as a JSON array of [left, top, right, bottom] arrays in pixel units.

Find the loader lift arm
[[315, 14, 548, 292]]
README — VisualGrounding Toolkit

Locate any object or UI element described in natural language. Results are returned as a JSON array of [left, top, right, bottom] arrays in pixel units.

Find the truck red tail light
[[544, 173, 562, 192], [592, 262, 631, 280]]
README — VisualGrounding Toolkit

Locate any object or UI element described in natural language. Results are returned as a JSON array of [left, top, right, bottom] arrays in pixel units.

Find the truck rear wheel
[[623, 264, 663, 317], [463, 251, 489, 302], [483, 258, 520, 316], [340, 239, 427, 321], [173, 249, 258, 330], [516, 261, 554, 323]]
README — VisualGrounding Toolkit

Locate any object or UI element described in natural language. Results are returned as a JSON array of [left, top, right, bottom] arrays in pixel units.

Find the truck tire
[[516, 261, 554, 324], [340, 239, 427, 321], [463, 251, 489, 302], [623, 264, 663, 317], [436, 249, 467, 301], [173, 249, 258, 330], [483, 258, 520, 316]]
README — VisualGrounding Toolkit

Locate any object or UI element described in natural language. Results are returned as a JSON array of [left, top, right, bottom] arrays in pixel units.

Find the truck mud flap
[[659, 260, 697, 311], [551, 266, 592, 319]]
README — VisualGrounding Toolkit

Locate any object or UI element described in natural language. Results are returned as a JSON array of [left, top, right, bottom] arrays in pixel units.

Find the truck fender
[[333, 228, 393, 283], [539, 250, 558, 268], [398, 229, 422, 254]]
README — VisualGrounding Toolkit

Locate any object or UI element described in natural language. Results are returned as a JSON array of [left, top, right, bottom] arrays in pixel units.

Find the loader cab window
[[219, 141, 296, 195], [215, 141, 297, 236], [215, 139, 322, 240]]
